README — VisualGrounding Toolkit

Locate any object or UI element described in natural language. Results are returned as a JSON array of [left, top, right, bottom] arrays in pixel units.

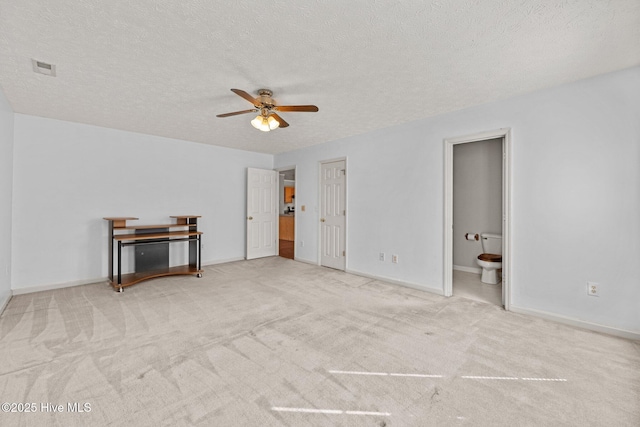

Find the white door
[[246, 168, 277, 259], [320, 160, 346, 270]]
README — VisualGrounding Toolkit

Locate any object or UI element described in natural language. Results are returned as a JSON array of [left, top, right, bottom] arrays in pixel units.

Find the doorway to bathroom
[[277, 167, 296, 259], [443, 129, 512, 309]]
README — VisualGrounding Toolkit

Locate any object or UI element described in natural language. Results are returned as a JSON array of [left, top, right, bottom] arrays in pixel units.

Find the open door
[[246, 168, 277, 259]]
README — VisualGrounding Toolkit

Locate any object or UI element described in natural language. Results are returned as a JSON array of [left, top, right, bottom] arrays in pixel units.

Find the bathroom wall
[[453, 138, 503, 271]]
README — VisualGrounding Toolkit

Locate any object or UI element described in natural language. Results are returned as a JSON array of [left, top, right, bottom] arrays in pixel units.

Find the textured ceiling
[[1, 1, 639, 154]]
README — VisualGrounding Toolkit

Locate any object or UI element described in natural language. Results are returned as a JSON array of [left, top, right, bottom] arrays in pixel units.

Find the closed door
[[320, 160, 346, 270], [246, 168, 277, 259]]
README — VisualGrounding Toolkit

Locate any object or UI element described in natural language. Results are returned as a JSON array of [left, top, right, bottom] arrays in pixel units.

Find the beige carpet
[[1, 257, 638, 426]]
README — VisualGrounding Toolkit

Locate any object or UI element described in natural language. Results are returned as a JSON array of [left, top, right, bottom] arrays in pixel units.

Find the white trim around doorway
[[444, 128, 512, 310]]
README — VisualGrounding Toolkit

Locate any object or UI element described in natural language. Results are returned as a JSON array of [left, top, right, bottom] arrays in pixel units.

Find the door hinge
[[342, 250, 346, 256], [343, 210, 346, 216]]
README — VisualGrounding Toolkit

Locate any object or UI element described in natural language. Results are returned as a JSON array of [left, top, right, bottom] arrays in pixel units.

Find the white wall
[[275, 66, 640, 334], [453, 138, 502, 269], [11, 115, 272, 291], [0, 86, 14, 309]]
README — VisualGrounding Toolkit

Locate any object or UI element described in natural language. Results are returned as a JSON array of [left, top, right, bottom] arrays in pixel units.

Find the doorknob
[[247, 216, 253, 220], [320, 218, 325, 222]]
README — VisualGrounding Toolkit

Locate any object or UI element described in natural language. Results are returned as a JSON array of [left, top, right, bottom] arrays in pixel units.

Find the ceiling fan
[[216, 89, 319, 131]]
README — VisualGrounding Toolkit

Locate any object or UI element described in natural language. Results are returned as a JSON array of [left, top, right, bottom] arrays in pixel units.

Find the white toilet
[[476, 233, 502, 284]]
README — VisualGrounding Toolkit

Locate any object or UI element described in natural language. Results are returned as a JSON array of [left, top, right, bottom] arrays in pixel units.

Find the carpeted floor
[[1, 257, 638, 426]]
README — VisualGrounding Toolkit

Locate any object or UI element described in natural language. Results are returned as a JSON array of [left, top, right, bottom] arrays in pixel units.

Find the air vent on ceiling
[[31, 59, 56, 77]]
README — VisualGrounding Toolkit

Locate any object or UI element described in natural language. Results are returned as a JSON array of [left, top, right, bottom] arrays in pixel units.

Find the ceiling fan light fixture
[[251, 114, 279, 132], [251, 115, 269, 132], [267, 115, 280, 130]]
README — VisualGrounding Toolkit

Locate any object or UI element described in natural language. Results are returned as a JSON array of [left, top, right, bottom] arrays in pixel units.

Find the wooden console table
[[104, 216, 203, 292]]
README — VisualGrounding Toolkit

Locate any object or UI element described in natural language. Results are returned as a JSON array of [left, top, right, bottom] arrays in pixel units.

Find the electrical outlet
[[587, 282, 599, 297], [379, 252, 385, 261], [392, 254, 399, 263]]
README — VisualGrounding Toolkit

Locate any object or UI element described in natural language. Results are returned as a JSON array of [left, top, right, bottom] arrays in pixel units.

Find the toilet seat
[[477, 253, 502, 262]]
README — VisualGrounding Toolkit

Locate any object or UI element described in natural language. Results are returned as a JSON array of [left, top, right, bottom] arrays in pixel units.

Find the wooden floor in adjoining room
[[279, 239, 294, 259]]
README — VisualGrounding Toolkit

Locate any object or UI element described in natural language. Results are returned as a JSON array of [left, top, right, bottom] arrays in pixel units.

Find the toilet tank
[[481, 233, 502, 254]]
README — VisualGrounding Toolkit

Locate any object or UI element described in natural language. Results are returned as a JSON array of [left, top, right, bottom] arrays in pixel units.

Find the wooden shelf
[[103, 217, 139, 228], [117, 223, 195, 230], [103, 217, 139, 220], [110, 265, 203, 288], [171, 215, 201, 225], [114, 230, 202, 241]]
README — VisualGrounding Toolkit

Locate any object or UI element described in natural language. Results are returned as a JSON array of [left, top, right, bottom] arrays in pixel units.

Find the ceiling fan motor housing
[[258, 89, 275, 107]]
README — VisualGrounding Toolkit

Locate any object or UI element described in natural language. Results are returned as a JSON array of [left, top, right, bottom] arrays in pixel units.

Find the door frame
[[317, 157, 348, 270], [276, 165, 297, 259], [443, 128, 512, 310]]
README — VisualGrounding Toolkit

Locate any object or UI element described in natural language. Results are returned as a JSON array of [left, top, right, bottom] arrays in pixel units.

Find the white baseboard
[[346, 268, 444, 296], [510, 305, 640, 341], [202, 257, 244, 266], [12, 277, 108, 295], [453, 265, 482, 274], [293, 257, 319, 266], [291, 259, 444, 297], [0, 290, 12, 315]]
